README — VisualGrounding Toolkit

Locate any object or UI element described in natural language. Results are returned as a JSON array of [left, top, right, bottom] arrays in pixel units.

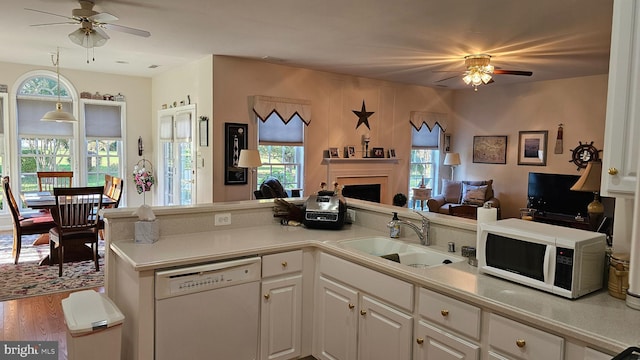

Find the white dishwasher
[[155, 256, 262, 360]]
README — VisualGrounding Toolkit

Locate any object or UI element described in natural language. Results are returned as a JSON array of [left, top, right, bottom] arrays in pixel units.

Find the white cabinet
[[488, 313, 564, 360], [261, 251, 303, 360], [414, 288, 481, 360], [314, 253, 413, 360], [601, 0, 640, 196]]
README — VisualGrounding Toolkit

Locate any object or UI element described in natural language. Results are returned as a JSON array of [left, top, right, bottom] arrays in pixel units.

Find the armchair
[[427, 179, 500, 219], [254, 177, 301, 199]]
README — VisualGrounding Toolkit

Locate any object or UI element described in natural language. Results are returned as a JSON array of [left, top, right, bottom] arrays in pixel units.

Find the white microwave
[[477, 218, 606, 299]]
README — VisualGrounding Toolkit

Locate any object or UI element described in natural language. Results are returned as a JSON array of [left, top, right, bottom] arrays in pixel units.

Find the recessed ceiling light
[[148, 64, 160, 69], [116, 60, 129, 64]]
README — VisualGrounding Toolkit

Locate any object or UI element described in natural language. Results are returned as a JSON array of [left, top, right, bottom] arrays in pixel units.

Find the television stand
[[533, 212, 591, 231]]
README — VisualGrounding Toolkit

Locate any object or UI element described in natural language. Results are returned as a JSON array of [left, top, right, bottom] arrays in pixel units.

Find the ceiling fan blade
[[90, 12, 119, 24], [435, 74, 461, 83], [30, 22, 78, 27], [25, 8, 74, 20], [103, 23, 151, 37], [493, 69, 533, 76]]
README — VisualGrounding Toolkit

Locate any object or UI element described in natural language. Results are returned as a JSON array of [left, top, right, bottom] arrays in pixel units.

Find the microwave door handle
[[543, 246, 554, 282]]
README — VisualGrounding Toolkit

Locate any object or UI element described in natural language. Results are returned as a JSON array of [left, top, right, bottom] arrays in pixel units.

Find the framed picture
[[473, 135, 508, 164], [224, 122, 248, 185], [388, 148, 396, 158], [329, 147, 340, 158], [444, 134, 451, 152], [518, 130, 548, 166], [345, 146, 356, 158], [372, 147, 385, 158], [199, 116, 209, 147]]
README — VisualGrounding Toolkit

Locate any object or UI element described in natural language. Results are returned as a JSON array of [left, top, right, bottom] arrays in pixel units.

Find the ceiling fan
[[26, 0, 150, 61], [436, 54, 533, 91]]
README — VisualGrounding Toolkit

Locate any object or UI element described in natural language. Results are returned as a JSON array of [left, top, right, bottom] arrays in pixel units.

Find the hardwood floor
[[0, 287, 103, 360]]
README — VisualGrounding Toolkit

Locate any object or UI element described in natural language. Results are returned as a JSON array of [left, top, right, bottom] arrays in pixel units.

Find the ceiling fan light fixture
[[68, 28, 108, 48], [463, 54, 494, 91]]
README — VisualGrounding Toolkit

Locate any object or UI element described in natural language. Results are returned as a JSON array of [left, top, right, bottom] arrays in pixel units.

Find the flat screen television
[[527, 172, 595, 217]]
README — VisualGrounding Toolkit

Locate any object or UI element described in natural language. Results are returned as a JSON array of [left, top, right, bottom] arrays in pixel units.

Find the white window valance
[[409, 111, 448, 132], [252, 95, 311, 125]]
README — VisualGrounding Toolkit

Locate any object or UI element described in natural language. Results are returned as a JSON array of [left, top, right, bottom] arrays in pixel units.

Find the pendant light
[[41, 48, 77, 122]]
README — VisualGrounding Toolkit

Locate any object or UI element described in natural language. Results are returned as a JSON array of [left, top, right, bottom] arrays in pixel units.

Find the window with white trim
[[257, 112, 304, 192], [83, 100, 124, 188], [409, 125, 440, 207]]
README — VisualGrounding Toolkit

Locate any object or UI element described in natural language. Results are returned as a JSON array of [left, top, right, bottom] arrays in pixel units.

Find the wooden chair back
[[3, 176, 22, 222], [103, 174, 123, 208], [37, 171, 73, 192], [50, 186, 103, 276]]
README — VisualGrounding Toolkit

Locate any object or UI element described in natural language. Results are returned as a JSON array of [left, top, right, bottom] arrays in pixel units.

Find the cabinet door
[[358, 295, 413, 360], [414, 320, 480, 360], [602, 0, 640, 196], [261, 275, 302, 360], [315, 276, 358, 360], [489, 314, 563, 360]]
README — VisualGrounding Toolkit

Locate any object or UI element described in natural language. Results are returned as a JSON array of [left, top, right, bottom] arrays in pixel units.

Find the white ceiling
[[0, 0, 614, 90]]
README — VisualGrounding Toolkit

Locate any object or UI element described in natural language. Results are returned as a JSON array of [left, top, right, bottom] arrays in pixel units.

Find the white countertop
[[110, 223, 640, 354]]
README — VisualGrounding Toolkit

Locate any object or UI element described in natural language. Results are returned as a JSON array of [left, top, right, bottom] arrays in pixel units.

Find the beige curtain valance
[[252, 95, 311, 125], [409, 111, 449, 132]]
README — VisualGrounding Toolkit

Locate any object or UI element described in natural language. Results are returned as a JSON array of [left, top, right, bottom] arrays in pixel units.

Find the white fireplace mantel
[[322, 157, 400, 204]]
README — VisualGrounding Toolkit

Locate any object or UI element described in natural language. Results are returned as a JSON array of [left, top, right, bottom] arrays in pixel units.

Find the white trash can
[[62, 290, 125, 360]]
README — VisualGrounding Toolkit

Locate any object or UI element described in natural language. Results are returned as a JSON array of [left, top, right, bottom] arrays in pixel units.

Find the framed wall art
[[199, 116, 209, 147], [371, 147, 385, 158], [473, 135, 508, 164], [329, 147, 340, 158], [518, 130, 548, 166], [224, 122, 248, 185]]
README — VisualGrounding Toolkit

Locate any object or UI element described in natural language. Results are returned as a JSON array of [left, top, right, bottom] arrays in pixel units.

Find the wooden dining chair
[[2, 176, 56, 264], [49, 186, 103, 277], [37, 171, 73, 191], [98, 175, 123, 239]]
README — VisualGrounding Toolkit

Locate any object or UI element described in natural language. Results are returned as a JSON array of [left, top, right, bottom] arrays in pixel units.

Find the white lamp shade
[[68, 28, 109, 48], [41, 102, 77, 122], [443, 152, 461, 166], [570, 160, 602, 192], [237, 149, 262, 168]]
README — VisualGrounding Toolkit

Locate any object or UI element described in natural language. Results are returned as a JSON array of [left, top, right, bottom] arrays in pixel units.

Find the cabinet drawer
[[262, 250, 303, 277], [489, 313, 564, 360], [419, 288, 481, 340]]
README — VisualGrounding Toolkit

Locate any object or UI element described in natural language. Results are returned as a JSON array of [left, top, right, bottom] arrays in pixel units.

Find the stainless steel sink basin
[[336, 237, 463, 268]]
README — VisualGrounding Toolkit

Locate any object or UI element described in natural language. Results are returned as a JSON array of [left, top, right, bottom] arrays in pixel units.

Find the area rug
[[0, 233, 105, 302]]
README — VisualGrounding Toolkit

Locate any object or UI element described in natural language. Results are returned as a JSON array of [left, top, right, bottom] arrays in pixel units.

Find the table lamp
[[237, 149, 262, 199], [443, 152, 461, 180], [570, 160, 604, 229]]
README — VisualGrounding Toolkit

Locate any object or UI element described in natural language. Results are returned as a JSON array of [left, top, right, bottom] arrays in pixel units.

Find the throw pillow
[[462, 179, 494, 199], [462, 184, 488, 206], [442, 179, 462, 203]]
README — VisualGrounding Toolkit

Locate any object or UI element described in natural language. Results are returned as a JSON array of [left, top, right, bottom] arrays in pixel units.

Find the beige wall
[[451, 75, 608, 219], [0, 60, 151, 210], [151, 56, 214, 204], [211, 55, 454, 202]]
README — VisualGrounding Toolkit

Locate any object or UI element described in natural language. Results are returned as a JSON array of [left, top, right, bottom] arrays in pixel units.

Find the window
[[83, 101, 124, 187], [17, 76, 74, 192], [409, 125, 440, 208], [0, 93, 6, 213], [257, 112, 304, 192]]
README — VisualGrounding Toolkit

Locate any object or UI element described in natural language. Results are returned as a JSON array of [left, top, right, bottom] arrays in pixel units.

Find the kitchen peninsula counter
[[104, 200, 639, 359]]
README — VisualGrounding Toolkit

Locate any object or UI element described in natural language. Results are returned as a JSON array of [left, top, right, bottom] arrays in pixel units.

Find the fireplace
[[342, 184, 381, 203], [323, 158, 397, 204]]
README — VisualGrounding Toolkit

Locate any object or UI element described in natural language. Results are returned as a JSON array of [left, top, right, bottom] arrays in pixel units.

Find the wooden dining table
[[21, 191, 116, 266]]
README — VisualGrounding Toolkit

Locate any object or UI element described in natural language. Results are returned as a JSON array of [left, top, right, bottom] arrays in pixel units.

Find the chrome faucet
[[387, 212, 430, 246]]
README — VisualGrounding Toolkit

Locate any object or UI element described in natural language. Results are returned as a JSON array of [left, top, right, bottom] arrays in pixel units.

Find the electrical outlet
[[346, 209, 356, 223], [214, 213, 231, 226]]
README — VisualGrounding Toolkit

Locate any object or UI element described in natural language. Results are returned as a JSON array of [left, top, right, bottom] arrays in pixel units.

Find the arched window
[[16, 72, 75, 193]]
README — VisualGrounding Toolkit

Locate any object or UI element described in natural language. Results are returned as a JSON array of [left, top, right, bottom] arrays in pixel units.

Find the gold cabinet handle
[[440, 309, 449, 317], [281, 261, 288, 268], [516, 339, 526, 348], [608, 168, 619, 175], [360, 310, 367, 316], [416, 338, 424, 345], [348, 303, 355, 309], [264, 293, 270, 300]]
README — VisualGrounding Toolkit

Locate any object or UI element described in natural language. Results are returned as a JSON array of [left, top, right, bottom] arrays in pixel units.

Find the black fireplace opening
[[342, 184, 381, 203]]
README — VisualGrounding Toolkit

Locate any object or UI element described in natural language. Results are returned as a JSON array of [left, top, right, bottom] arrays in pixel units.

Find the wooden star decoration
[[353, 100, 374, 130]]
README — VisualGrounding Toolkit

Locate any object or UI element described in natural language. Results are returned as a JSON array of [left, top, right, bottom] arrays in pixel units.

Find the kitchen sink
[[336, 237, 463, 268]]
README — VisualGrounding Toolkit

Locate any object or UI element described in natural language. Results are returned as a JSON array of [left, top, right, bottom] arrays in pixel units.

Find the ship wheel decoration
[[569, 141, 601, 170]]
